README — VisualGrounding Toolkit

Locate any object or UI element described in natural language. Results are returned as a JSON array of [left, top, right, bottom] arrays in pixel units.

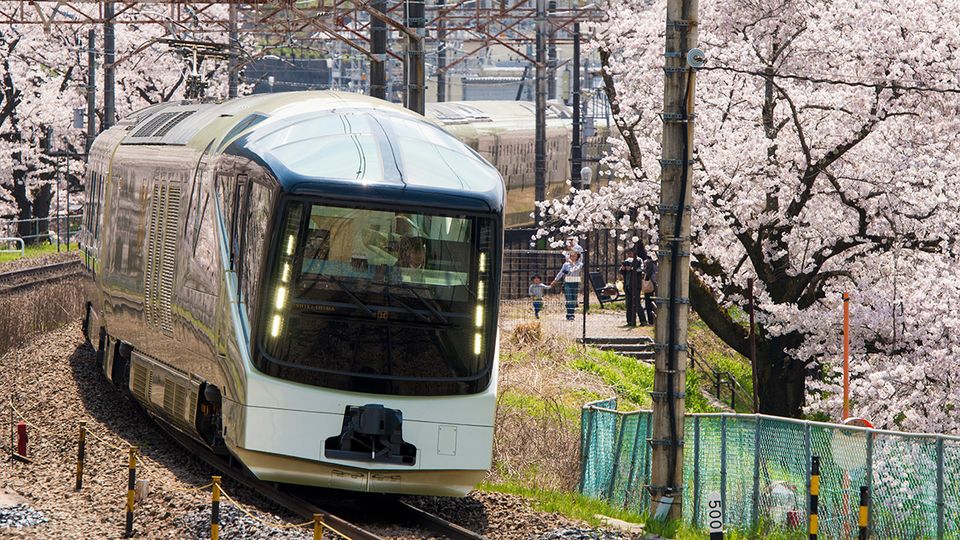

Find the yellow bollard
[[211, 476, 222, 540], [75, 422, 86, 491], [859, 486, 870, 539], [314, 513, 324, 540], [125, 446, 137, 537], [809, 456, 820, 540]]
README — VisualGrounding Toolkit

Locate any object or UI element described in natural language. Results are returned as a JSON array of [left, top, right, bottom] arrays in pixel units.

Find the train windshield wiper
[[388, 283, 449, 325], [326, 277, 376, 318], [382, 287, 431, 323]]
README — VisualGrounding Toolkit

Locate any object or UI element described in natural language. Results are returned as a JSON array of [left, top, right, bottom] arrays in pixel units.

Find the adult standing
[[642, 252, 658, 325], [550, 250, 583, 321], [619, 244, 647, 326]]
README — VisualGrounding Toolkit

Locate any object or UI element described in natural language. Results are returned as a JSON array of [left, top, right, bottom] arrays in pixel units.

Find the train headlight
[[477, 281, 485, 301], [270, 314, 283, 338], [286, 234, 295, 256], [281, 263, 291, 283], [479, 252, 487, 271], [275, 286, 287, 310], [474, 332, 482, 355], [475, 305, 484, 328]]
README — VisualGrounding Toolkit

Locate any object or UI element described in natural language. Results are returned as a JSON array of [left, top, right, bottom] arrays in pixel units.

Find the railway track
[[156, 417, 490, 540], [0, 259, 85, 294]]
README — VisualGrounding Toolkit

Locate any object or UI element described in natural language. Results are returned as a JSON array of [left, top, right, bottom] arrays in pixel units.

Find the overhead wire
[[700, 64, 960, 95]]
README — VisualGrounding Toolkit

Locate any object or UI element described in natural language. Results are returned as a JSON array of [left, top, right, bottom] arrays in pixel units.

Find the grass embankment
[[486, 321, 727, 533], [0, 240, 79, 264], [487, 317, 766, 537]]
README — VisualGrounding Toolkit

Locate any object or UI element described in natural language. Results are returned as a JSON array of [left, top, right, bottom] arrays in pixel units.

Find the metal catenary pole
[[436, 0, 446, 102], [103, 1, 116, 130], [404, 0, 426, 114], [370, 0, 387, 100], [85, 29, 96, 153], [546, 0, 557, 100], [570, 22, 582, 187], [228, 3, 238, 99], [533, 0, 547, 225], [650, 0, 699, 521]]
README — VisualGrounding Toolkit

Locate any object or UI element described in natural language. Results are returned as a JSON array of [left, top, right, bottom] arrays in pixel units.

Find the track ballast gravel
[[0, 321, 643, 539]]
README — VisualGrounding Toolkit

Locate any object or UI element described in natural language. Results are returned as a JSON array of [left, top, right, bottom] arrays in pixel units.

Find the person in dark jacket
[[642, 254, 658, 325], [619, 245, 646, 326]]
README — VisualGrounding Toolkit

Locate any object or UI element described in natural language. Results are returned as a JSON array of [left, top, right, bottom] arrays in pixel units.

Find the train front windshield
[[256, 201, 498, 396]]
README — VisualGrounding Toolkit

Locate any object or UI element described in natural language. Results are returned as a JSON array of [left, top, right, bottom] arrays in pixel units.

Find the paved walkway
[[499, 300, 655, 341]]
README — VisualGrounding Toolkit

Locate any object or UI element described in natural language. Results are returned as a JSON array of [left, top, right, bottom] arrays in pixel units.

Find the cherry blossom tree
[[0, 2, 245, 238], [539, 0, 960, 428]]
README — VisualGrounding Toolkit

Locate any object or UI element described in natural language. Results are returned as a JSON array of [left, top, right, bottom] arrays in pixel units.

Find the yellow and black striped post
[[125, 446, 137, 537], [314, 513, 324, 540], [809, 456, 820, 540], [858, 486, 870, 539], [75, 422, 86, 491], [211, 475, 222, 540]]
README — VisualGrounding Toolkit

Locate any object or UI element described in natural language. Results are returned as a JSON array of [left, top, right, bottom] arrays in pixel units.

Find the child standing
[[550, 251, 584, 320], [528, 275, 549, 319]]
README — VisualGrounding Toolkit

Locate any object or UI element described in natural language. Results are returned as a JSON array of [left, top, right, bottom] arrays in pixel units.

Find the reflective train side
[[426, 100, 611, 227], [80, 91, 505, 496]]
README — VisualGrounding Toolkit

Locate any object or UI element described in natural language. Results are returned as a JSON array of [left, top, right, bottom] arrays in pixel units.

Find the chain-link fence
[[580, 399, 960, 538], [499, 249, 586, 338], [0, 214, 82, 247]]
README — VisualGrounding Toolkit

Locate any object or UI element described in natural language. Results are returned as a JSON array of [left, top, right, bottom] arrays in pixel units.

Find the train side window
[[241, 181, 272, 318], [230, 174, 250, 277]]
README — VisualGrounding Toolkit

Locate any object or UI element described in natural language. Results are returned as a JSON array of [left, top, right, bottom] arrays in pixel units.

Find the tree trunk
[[756, 335, 806, 417]]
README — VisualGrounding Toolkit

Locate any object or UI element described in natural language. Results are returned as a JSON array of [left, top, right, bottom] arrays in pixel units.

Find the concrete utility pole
[[370, 0, 387, 100], [650, 0, 699, 522], [103, 1, 115, 130], [404, 0, 426, 114], [534, 0, 547, 221], [228, 3, 238, 99]]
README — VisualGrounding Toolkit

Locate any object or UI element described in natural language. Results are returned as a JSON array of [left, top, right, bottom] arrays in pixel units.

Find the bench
[[589, 271, 621, 308]]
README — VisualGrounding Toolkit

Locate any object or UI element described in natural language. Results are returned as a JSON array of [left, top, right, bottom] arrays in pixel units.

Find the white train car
[[80, 91, 505, 496]]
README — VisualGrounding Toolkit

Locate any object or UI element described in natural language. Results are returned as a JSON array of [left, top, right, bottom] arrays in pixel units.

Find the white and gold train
[[80, 91, 505, 497]]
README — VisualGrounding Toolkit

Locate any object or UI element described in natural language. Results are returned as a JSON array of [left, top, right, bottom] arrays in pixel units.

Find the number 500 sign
[[707, 492, 724, 539]]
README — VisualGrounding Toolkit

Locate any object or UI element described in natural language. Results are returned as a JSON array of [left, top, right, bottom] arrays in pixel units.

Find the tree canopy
[[538, 0, 960, 430]]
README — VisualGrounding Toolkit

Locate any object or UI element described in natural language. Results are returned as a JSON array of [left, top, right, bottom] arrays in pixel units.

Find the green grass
[[499, 390, 582, 422], [570, 347, 717, 413], [0, 240, 79, 263], [481, 481, 807, 539], [479, 480, 646, 526]]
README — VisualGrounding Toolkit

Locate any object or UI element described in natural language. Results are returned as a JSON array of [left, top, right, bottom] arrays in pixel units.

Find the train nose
[[324, 404, 418, 466]]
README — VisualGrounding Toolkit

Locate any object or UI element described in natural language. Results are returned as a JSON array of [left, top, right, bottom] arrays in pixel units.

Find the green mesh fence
[[579, 404, 960, 538]]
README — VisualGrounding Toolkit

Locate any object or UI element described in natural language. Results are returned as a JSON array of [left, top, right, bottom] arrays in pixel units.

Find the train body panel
[[426, 100, 611, 227], [81, 91, 505, 496]]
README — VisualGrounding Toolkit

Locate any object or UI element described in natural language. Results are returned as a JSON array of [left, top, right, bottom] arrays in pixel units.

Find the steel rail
[[0, 260, 85, 294], [150, 418, 385, 540], [395, 500, 490, 540]]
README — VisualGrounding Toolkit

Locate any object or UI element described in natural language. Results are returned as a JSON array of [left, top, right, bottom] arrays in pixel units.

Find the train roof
[[115, 91, 505, 214], [425, 100, 571, 126]]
